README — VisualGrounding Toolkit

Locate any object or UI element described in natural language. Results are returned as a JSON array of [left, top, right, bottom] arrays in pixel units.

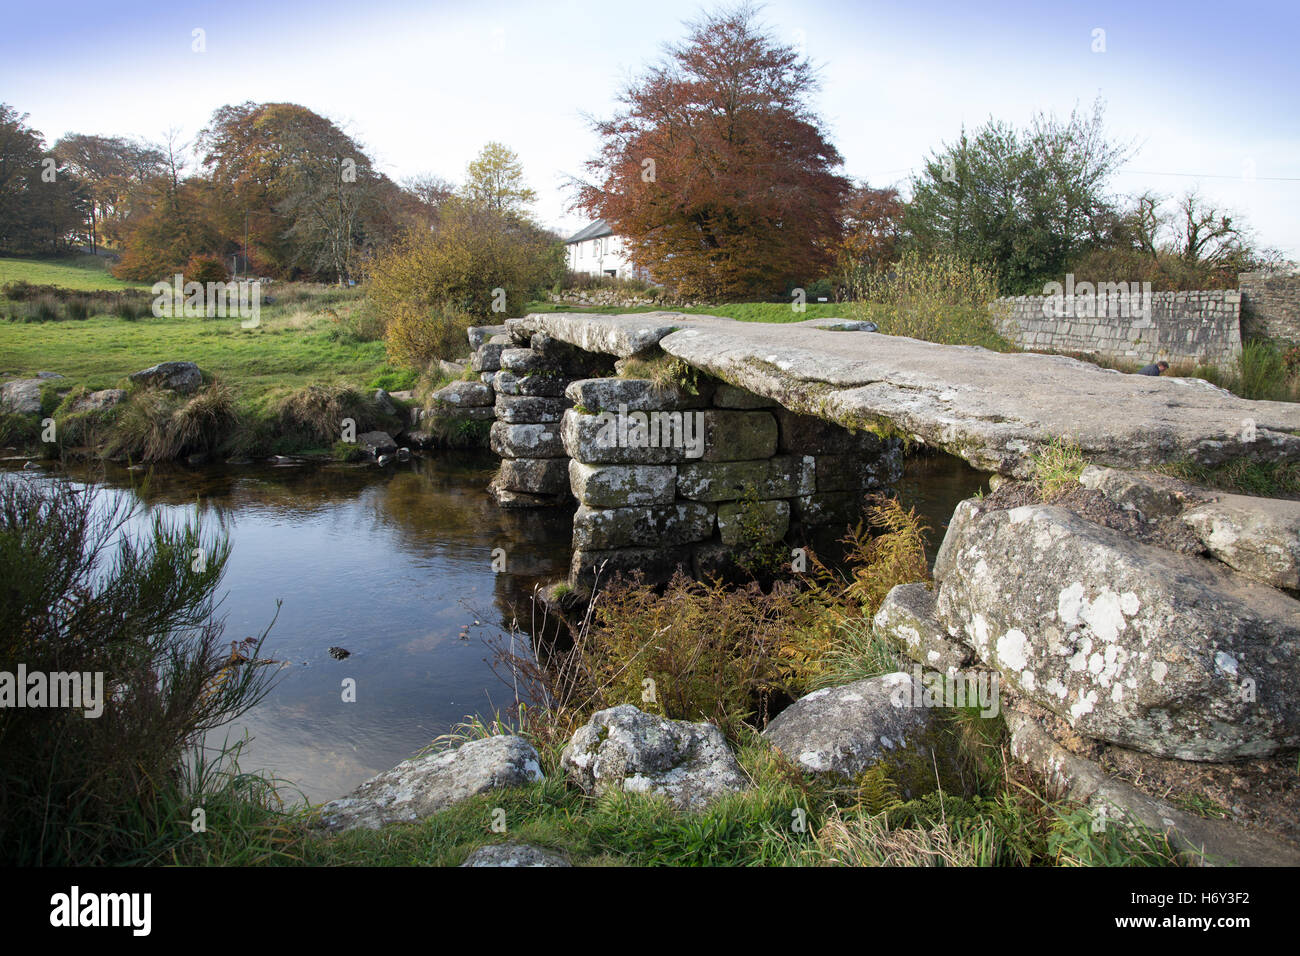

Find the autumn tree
[[836, 183, 903, 292], [52, 134, 166, 253], [576, 3, 850, 300], [196, 102, 397, 281], [461, 143, 536, 218]]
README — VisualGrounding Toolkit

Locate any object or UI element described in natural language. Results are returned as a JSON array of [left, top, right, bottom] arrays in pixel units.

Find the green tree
[[904, 101, 1130, 294], [461, 142, 537, 218]]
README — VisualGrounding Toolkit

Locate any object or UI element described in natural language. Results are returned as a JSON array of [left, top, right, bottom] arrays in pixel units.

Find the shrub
[[367, 200, 563, 366], [184, 254, 231, 286], [108, 383, 239, 461], [0, 478, 281, 864], [1237, 340, 1291, 401], [852, 252, 1011, 350], [273, 384, 392, 449]]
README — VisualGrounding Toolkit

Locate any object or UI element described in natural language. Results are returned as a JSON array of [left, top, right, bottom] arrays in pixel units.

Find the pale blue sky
[[4, 0, 1297, 256]]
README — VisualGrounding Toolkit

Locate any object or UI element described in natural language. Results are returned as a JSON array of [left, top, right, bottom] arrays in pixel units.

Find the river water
[[2, 449, 985, 804]]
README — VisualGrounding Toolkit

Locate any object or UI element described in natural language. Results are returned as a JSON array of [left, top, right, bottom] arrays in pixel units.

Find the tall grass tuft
[[0, 477, 283, 864], [851, 252, 1013, 351]]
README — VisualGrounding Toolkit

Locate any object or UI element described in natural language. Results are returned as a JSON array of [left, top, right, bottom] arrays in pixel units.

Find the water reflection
[[2, 448, 984, 805]]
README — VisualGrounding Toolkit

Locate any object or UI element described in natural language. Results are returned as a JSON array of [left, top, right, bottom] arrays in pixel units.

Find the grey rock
[[874, 583, 973, 675], [316, 735, 544, 831], [1181, 493, 1300, 590], [712, 383, 777, 409], [460, 843, 571, 867], [934, 500, 1300, 760], [495, 457, 571, 496], [69, 388, 126, 413], [494, 370, 568, 398], [572, 502, 714, 550], [128, 361, 202, 393], [432, 380, 494, 408], [1078, 465, 1203, 519], [494, 393, 569, 424], [560, 705, 747, 810], [372, 388, 397, 416], [560, 408, 696, 465], [700, 409, 777, 461], [762, 674, 939, 782], [1, 379, 43, 414], [467, 324, 509, 350], [676, 457, 797, 502], [357, 431, 397, 460], [564, 377, 706, 413]]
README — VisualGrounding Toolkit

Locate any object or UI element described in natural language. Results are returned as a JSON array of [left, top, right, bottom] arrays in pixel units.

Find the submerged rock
[[561, 705, 746, 810], [317, 735, 544, 832]]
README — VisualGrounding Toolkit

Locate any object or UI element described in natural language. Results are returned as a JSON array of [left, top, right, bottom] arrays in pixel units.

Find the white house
[[564, 220, 645, 280]]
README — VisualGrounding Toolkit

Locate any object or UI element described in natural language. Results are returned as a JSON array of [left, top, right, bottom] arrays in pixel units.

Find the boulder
[[874, 582, 973, 676], [69, 388, 127, 413], [316, 735, 544, 831], [761, 673, 939, 785], [0, 378, 43, 415], [128, 361, 202, 393], [356, 431, 397, 460], [934, 500, 1300, 760], [560, 705, 747, 810], [372, 388, 397, 417], [1180, 494, 1300, 591], [460, 843, 571, 867], [467, 324, 509, 350], [500, 348, 560, 375]]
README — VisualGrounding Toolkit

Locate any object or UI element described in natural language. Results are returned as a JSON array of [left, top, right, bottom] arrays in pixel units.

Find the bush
[[107, 383, 240, 461], [367, 200, 563, 367], [0, 478, 280, 864], [852, 252, 1011, 350], [185, 255, 231, 287]]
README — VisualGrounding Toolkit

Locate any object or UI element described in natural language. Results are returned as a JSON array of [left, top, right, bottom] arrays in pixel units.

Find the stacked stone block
[[487, 327, 613, 508], [1240, 270, 1300, 346], [561, 378, 904, 589], [990, 290, 1243, 368]]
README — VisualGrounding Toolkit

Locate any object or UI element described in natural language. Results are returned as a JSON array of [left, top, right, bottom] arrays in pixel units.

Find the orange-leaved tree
[[575, 4, 850, 301]]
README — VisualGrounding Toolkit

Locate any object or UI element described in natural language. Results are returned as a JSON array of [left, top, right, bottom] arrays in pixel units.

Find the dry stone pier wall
[[560, 376, 901, 587]]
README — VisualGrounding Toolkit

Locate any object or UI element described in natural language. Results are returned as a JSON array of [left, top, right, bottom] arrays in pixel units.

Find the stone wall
[[1240, 270, 1300, 346], [991, 289, 1242, 368], [557, 377, 902, 588]]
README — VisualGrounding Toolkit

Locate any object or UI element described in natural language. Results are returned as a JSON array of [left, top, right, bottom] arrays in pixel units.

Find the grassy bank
[[0, 253, 147, 291]]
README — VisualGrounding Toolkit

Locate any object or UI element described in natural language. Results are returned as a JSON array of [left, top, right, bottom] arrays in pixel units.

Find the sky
[[3, 0, 1298, 257]]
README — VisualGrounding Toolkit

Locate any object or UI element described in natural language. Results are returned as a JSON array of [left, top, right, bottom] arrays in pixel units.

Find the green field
[[0, 254, 148, 291]]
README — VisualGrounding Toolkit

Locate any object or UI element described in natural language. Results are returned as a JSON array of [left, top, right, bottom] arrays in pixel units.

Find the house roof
[[564, 220, 614, 244]]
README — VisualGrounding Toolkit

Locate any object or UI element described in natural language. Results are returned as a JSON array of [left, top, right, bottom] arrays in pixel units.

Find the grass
[[525, 299, 859, 324], [1030, 436, 1088, 500], [1154, 458, 1300, 499], [0, 254, 148, 291]]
